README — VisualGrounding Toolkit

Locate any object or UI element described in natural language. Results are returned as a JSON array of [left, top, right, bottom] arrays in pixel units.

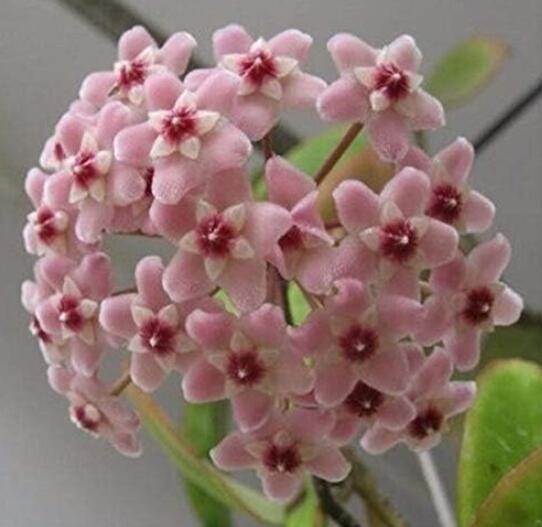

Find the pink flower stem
[[110, 371, 132, 397], [314, 122, 364, 185]]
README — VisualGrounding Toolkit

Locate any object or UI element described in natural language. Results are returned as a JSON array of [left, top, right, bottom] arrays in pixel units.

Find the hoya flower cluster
[[22, 25, 523, 501]]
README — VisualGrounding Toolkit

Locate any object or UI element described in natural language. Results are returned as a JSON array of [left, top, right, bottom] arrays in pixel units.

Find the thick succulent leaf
[[471, 446, 542, 527], [457, 359, 542, 527], [181, 401, 231, 527], [285, 479, 324, 527], [426, 36, 510, 109], [126, 386, 285, 525]]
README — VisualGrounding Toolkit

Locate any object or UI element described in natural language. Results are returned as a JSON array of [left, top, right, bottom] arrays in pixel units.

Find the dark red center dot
[[263, 443, 301, 474], [72, 151, 98, 188], [160, 107, 197, 144], [374, 63, 410, 101], [53, 141, 66, 163], [427, 184, 463, 224], [239, 50, 278, 87], [118, 58, 148, 89], [408, 407, 444, 440], [380, 220, 418, 263], [278, 225, 304, 252], [30, 316, 52, 343], [338, 325, 378, 363], [462, 287, 494, 326], [34, 207, 58, 243], [226, 350, 265, 387], [58, 295, 83, 332], [143, 167, 154, 198], [196, 215, 236, 258], [139, 317, 176, 356], [73, 404, 101, 432], [344, 381, 385, 418]]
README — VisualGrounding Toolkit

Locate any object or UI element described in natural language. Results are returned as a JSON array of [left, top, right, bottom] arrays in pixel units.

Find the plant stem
[[110, 372, 132, 396], [261, 132, 274, 161], [314, 122, 363, 185], [313, 477, 362, 527], [417, 451, 456, 527], [345, 448, 406, 527]]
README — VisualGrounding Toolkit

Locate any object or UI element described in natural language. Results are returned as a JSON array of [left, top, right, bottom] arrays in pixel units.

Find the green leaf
[[126, 385, 286, 525], [457, 359, 542, 527], [470, 446, 542, 527], [426, 36, 510, 108], [181, 401, 231, 527], [287, 282, 311, 325], [285, 479, 324, 527]]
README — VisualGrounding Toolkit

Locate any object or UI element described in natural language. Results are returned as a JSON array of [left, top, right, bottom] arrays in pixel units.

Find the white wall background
[[0, 1, 540, 525]]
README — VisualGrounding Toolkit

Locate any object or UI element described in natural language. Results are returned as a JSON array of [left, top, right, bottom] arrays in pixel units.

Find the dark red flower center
[[30, 316, 52, 344], [462, 287, 494, 326], [226, 350, 265, 387], [263, 443, 301, 474], [338, 324, 378, 363], [139, 317, 176, 356], [427, 184, 463, 224], [196, 214, 236, 258], [53, 141, 66, 164], [380, 220, 418, 263], [278, 225, 304, 252], [118, 58, 149, 89], [160, 107, 197, 144], [143, 167, 154, 198], [408, 406, 443, 439], [58, 295, 83, 331], [72, 404, 102, 432], [239, 50, 278, 87], [34, 207, 58, 243], [72, 151, 99, 188], [344, 381, 385, 418], [374, 63, 410, 101]]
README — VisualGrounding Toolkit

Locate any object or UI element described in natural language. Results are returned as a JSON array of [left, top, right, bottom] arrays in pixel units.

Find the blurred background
[[0, 0, 540, 525]]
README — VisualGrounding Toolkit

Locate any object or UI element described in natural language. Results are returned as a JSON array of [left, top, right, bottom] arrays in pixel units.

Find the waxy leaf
[[457, 359, 542, 527], [126, 386, 286, 525], [181, 401, 231, 527], [471, 446, 542, 527], [426, 36, 510, 109], [286, 479, 324, 527]]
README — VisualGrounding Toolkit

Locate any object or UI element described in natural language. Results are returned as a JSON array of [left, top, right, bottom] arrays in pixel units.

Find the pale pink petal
[[43, 170, 72, 209], [327, 33, 377, 73], [462, 191, 495, 233], [196, 70, 239, 115], [217, 258, 267, 313], [400, 146, 432, 172], [379, 396, 416, 430], [160, 32, 196, 74], [387, 35, 422, 71], [96, 102, 134, 146], [25, 168, 47, 206], [163, 251, 213, 303], [268, 29, 312, 61], [419, 219, 459, 268], [276, 353, 315, 395], [211, 433, 255, 470], [111, 432, 142, 458], [118, 26, 155, 60], [47, 365, 74, 395], [492, 287, 523, 326], [361, 349, 409, 395], [442, 381, 477, 417], [317, 77, 369, 122], [334, 180, 380, 232], [39, 254, 75, 290], [366, 109, 409, 162], [435, 137, 474, 185], [296, 247, 336, 295], [35, 300, 61, 335], [361, 425, 402, 454], [205, 169, 252, 210], [76, 201, 114, 243], [130, 352, 166, 392], [288, 311, 333, 357], [306, 446, 351, 482], [203, 121, 252, 169], [149, 197, 196, 242], [99, 294, 137, 340], [415, 296, 453, 346], [315, 364, 357, 407], [468, 234, 511, 284], [230, 94, 278, 141], [262, 472, 302, 502], [185, 309, 234, 350], [71, 339, 102, 376], [445, 328, 481, 371], [144, 72, 184, 111], [213, 24, 252, 60], [265, 156, 315, 209], [333, 236, 377, 283], [241, 303, 285, 348], [114, 123, 156, 165], [286, 408, 336, 440], [182, 358, 226, 401], [381, 267, 420, 299], [79, 71, 117, 107], [430, 253, 467, 292], [135, 256, 170, 311], [74, 253, 112, 299], [184, 68, 216, 91], [377, 294, 423, 338], [56, 114, 86, 155], [329, 416, 359, 445], [232, 389, 273, 432], [409, 348, 453, 399], [109, 163, 145, 206], [281, 72, 326, 108], [380, 167, 430, 217], [244, 202, 292, 257], [398, 89, 445, 130], [152, 157, 204, 204]]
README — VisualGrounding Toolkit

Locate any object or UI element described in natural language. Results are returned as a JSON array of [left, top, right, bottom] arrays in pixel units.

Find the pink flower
[[265, 156, 335, 293], [211, 408, 350, 501], [401, 137, 495, 233], [418, 235, 523, 370], [186, 25, 326, 140], [289, 278, 422, 407], [114, 71, 251, 204], [48, 365, 141, 457], [155, 172, 291, 312], [318, 34, 444, 161], [33, 253, 112, 375], [100, 256, 219, 392], [333, 167, 458, 296], [80, 26, 196, 108], [361, 349, 476, 453], [183, 304, 314, 431]]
